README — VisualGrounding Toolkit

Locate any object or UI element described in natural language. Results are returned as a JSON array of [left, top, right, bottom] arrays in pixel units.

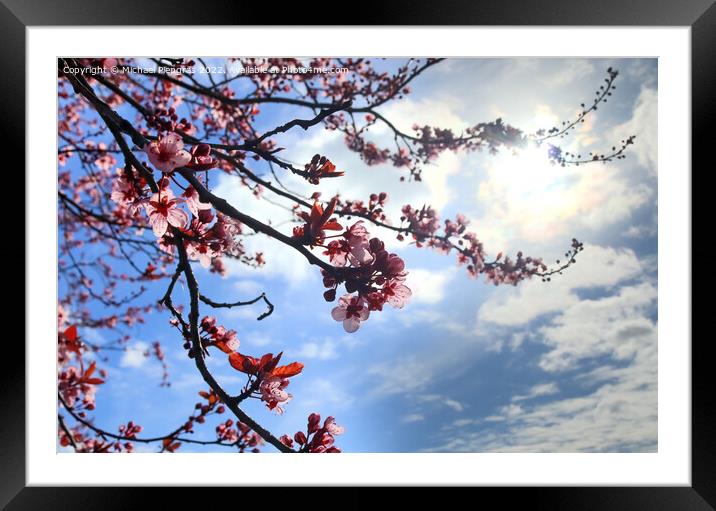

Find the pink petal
[[343, 317, 360, 333], [331, 307, 347, 321], [166, 208, 188, 229], [169, 150, 192, 169], [348, 245, 373, 265], [387, 284, 412, 309], [163, 132, 184, 151], [150, 214, 168, 237], [143, 142, 159, 158], [187, 200, 199, 217]]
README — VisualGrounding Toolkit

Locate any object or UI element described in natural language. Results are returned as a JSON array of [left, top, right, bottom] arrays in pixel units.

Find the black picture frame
[[4, 0, 709, 508]]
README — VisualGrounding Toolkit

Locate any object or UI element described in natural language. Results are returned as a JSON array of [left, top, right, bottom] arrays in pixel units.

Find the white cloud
[[395, 308, 469, 336], [538, 281, 656, 372], [444, 399, 465, 413], [289, 340, 339, 360], [431, 369, 656, 453], [368, 357, 436, 396], [500, 403, 524, 418], [512, 382, 559, 402], [427, 274, 657, 452], [402, 413, 425, 423], [428, 338, 657, 452], [241, 331, 272, 347], [611, 86, 657, 173], [417, 394, 466, 413], [232, 279, 264, 296], [472, 146, 652, 250], [405, 267, 455, 305], [294, 378, 354, 410], [120, 341, 149, 369]]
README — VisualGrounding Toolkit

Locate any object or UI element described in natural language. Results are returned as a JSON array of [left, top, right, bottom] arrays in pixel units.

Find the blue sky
[[61, 58, 658, 453]]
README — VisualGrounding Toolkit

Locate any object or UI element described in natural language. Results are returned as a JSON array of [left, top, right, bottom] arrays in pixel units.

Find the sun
[[485, 145, 568, 204], [475, 143, 581, 247]]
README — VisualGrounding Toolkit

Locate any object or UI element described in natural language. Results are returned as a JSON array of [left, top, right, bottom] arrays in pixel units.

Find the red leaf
[[228, 352, 259, 374], [64, 325, 78, 342], [213, 340, 234, 354], [258, 353, 274, 372], [271, 361, 304, 378], [263, 352, 283, 373], [83, 378, 105, 385], [84, 361, 97, 379], [322, 220, 343, 231]]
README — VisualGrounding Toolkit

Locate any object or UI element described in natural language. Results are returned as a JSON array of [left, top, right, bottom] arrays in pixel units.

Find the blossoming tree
[[57, 57, 633, 453]]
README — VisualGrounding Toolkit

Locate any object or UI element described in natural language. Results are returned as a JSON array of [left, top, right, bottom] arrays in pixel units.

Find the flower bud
[[198, 209, 214, 224]]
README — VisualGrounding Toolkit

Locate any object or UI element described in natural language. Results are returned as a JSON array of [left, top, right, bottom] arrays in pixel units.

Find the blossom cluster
[[143, 132, 217, 174], [216, 419, 263, 452], [229, 351, 304, 414], [196, 316, 304, 415], [58, 322, 105, 411], [111, 171, 253, 273], [399, 204, 551, 285], [292, 200, 412, 333], [280, 413, 344, 453], [199, 315, 240, 353], [336, 192, 389, 224], [304, 154, 345, 184]]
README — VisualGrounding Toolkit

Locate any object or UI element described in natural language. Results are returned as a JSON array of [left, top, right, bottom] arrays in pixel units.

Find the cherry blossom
[[199, 316, 240, 353], [323, 416, 345, 436], [382, 280, 412, 309], [182, 186, 212, 217], [143, 132, 192, 173], [259, 376, 292, 414], [145, 189, 188, 237], [304, 154, 345, 184], [331, 294, 370, 333], [285, 412, 344, 452], [187, 143, 217, 171], [293, 199, 342, 246]]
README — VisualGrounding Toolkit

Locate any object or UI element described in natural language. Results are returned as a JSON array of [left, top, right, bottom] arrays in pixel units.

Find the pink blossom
[[382, 280, 412, 309], [186, 240, 216, 268], [187, 143, 217, 171], [58, 304, 68, 329], [331, 294, 369, 333], [145, 189, 188, 237], [94, 153, 116, 171], [323, 416, 345, 436], [323, 239, 350, 266], [259, 376, 292, 414], [348, 242, 373, 266], [182, 186, 211, 217], [110, 176, 133, 205], [345, 221, 369, 246], [214, 327, 240, 352], [143, 132, 192, 173]]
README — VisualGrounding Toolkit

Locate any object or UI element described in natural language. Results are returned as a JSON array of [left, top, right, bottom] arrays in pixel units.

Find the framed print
[[5, 0, 711, 508]]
